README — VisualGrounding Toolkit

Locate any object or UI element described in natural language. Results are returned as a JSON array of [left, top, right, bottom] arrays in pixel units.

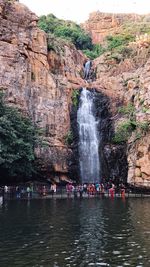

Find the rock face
[[127, 58, 150, 187], [128, 133, 150, 187], [82, 11, 148, 44], [0, 0, 86, 180], [92, 39, 150, 187]]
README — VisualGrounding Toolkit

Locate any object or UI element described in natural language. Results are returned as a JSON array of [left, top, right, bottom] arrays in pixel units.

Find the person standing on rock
[[83, 59, 92, 80]]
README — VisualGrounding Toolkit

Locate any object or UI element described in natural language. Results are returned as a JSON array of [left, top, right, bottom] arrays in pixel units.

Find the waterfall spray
[[77, 88, 100, 183]]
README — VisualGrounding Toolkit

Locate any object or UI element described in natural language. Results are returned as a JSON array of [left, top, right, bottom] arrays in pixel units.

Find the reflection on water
[[0, 198, 150, 267]]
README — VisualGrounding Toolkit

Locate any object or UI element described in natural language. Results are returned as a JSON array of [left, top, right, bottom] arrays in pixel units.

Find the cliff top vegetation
[[38, 13, 150, 60], [38, 14, 93, 50]]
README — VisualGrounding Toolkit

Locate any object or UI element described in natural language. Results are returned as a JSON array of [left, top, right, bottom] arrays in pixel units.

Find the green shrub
[[113, 119, 149, 144], [83, 44, 106, 59], [47, 42, 55, 52], [107, 34, 135, 50], [141, 106, 150, 113], [113, 103, 149, 144], [112, 119, 136, 144], [38, 14, 92, 50], [72, 89, 79, 107], [83, 34, 135, 60], [54, 25, 92, 50], [65, 130, 73, 145], [137, 121, 149, 133], [0, 92, 38, 180], [38, 14, 60, 33], [118, 103, 135, 117]]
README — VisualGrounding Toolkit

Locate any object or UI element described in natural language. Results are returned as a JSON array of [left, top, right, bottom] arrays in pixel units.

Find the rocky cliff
[[92, 38, 150, 187], [81, 11, 150, 187], [82, 11, 150, 44], [0, 0, 86, 181]]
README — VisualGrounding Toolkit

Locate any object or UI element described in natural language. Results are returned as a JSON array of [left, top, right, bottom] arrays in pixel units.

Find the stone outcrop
[[128, 133, 150, 187], [81, 11, 149, 44]]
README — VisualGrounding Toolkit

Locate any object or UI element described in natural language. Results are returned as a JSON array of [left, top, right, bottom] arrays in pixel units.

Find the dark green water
[[0, 198, 150, 267]]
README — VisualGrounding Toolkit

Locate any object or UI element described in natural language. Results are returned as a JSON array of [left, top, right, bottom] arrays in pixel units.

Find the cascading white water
[[77, 88, 100, 183]]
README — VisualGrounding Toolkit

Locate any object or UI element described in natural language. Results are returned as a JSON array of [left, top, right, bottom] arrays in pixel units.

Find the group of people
[[66, 182, 126, 198], [1, 182, 126, 199], [66, 183, 104, 197], [3, 185, 34, 198], [2, 184, 59, 198]]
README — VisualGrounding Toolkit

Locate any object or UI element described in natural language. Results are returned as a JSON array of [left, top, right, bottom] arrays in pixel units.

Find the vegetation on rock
[[39, 13, 150, 60], [38, 14, 92, 50], [106, 34, 135, 50], [38, 14, 109, 59], [83, 44, 106, 60], [0, 92, 38, 182], [118, 103, 135, 117], [64, 130, 73, 146], [113, 103, 150, 144], [113, 119, 136, 143], [71, 89, 80, 107], [85, 20, 150, 59]]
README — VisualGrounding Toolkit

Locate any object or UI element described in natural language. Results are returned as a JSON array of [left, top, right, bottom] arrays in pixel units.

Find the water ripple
[[0, 198, 150, 266]]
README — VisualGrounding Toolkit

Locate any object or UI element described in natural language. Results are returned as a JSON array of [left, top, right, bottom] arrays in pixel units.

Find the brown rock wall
[[128, 134, 150, 187], [93, 42, 150, 187], [0, 0, 85, 178]]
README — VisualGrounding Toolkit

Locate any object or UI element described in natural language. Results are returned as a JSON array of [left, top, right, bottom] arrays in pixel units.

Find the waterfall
[[77, 88, 100, 184]]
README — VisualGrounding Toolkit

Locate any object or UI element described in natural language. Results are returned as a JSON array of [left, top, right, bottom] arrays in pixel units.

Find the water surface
[[0, 198, 150, 267]]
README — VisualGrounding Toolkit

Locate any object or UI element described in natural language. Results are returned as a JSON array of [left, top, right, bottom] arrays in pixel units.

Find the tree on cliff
[[38, 14, 92, 50], [0, 93, 38, 183]]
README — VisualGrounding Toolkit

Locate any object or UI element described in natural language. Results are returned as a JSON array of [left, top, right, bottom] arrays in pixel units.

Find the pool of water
[[0, 198, 150, 267]]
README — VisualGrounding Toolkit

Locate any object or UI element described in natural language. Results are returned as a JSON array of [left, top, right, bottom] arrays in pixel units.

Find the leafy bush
[[0, 93, 38, 181], [113, 119, 136, 143], [113, 117, 149, 144], [38, 14, 92, 50], [113, 104, 143, 144], [137, 121, 149, 133], [83, 34, 135, 60], [38, 14, 60, 33], [72, 89, 80, 107], [118, 103, 135, 117], [141, 106, 150, 113], [65, 130, 73, 145], [106, 34, 135, 50], [83, 44, 106, 59], [54, 25, 92, 50]]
